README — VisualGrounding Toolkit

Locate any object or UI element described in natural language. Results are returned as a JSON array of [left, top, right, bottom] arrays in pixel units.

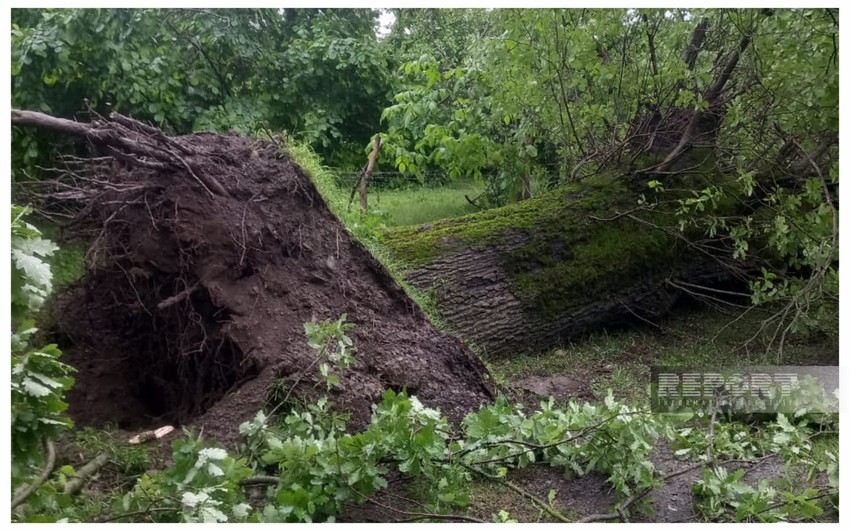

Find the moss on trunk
[[382, 178, 723, 356]]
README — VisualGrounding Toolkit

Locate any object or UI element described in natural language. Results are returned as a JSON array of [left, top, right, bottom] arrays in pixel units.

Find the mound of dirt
[[19, 111, 493, 446]]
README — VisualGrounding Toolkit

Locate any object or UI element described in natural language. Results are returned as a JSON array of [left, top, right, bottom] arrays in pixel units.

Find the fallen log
[[382, 178, 733, 356]]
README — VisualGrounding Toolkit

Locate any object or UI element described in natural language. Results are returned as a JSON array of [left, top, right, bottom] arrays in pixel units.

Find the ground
[[333, 301, 838, 523], [49, 300, 838, 523]]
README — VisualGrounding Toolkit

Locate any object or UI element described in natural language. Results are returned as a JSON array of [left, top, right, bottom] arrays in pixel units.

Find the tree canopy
[[12, 8, 391, 168]]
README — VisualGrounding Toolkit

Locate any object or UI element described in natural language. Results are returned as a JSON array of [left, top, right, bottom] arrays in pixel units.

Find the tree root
[[11, 108, 229, 197]]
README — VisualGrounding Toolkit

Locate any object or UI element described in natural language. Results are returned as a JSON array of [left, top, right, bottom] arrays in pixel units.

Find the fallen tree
[[381, 175, 737, 356], [381, 130, 837, 357], [380, 10, 838, 357], [13, 109, 494, 445]]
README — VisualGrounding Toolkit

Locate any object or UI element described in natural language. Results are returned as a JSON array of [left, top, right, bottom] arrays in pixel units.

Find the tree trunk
[[382, 179, 730, 356]]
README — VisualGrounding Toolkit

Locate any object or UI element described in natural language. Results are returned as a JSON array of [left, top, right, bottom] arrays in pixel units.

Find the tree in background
[[11, 7, 838, 355], [11, 8, 391, 171]]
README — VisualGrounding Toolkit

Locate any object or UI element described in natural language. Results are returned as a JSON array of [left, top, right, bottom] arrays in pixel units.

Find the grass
[[483, 302, 838, 406], [74, 426, 155, 478], [369, 181, 480, 227]]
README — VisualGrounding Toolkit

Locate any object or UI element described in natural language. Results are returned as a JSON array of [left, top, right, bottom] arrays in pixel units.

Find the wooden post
[[516, 136, 534, 202], [359, 135, 381, 211]]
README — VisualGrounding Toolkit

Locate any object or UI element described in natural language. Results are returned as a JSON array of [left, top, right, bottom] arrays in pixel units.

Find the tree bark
[[382, 180, 730, 356]]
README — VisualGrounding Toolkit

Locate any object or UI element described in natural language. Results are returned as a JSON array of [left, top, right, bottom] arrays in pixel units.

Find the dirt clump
[[28, 114, 493, 446]]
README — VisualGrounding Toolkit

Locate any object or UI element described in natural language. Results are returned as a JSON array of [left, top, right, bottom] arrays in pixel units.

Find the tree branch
[[11, 440, 56, 510]]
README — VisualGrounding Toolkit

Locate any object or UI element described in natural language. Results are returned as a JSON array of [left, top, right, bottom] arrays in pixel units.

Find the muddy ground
[[45, 129, 492, 447]]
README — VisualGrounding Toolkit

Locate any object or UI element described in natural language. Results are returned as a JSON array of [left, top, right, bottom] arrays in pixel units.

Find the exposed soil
[[45, 128, 494, 446]]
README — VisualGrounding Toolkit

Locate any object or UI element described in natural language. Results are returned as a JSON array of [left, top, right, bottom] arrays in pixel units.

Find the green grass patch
[[370, 181, 480, 227]]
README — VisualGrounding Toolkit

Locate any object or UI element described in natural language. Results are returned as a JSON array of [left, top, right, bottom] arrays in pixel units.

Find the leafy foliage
[[11, 325, 74, 475], [11, 8, 391, 172], [304, 314, 357, 390], [10, 205, 75, 506], [11, 205, 58, 320], [118, 432, 255, 523]]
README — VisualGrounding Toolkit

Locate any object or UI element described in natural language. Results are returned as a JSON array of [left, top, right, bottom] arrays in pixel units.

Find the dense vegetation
[[10, 7, 838, 523]]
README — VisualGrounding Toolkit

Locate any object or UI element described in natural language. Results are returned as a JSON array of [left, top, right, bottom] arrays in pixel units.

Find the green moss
[[382, 178, 621, 266], [382, 174, 681, 322], [509, 218, 675, 320]]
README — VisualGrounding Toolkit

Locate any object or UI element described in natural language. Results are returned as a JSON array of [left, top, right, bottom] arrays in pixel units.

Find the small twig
[[334, 440, 486, 523], [454, 409, 646, 466], [258, 336, 334, 426], [620, 302, 682, 337], [748, 489, 836, 520], [462, 463, 572, 522]]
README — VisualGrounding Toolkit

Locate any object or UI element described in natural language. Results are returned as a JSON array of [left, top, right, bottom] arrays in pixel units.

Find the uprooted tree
[[9, 8, 837, 436], [12, 109, 494, 445], [381, 9, 838, 356]]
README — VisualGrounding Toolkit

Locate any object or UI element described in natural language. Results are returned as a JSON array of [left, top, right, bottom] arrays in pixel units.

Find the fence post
[[517, 135, 533, 201], [359, 135, 381, 212]]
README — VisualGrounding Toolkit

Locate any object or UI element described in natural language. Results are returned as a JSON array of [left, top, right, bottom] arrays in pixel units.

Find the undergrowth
[[14, 314, 838, 523]]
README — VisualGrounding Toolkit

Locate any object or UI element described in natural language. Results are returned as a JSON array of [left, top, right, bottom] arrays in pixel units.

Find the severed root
[[128, 425, 175, 445]]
